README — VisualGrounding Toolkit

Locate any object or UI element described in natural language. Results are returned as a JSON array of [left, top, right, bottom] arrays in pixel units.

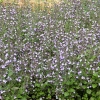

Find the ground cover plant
[[0, 0, 100, 100]]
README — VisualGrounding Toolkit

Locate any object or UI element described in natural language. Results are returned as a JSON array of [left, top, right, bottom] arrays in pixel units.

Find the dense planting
[[0, 0, 100, 100]]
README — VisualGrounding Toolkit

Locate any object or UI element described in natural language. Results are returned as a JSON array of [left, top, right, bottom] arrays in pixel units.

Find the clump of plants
[[0, 0, 100, 100]]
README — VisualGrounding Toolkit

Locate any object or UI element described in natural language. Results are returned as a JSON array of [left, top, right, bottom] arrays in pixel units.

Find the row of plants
[[0, 0, 100, 100]]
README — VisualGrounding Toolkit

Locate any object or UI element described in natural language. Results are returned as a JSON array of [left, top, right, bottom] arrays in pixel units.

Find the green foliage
[[27, 80, 56, 99], [65, 19, 73, 33], [1, 76, 28, 100]]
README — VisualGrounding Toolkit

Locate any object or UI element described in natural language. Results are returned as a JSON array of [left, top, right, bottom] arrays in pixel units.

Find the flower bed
[[0, 0, 100, 99]]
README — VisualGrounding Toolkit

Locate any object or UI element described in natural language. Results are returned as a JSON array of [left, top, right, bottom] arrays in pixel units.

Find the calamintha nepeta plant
[[0, 0, 100, 99]]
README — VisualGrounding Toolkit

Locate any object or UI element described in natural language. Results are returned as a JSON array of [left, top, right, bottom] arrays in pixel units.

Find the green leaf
[[96, 90, 100, 96], [5, 97, 10, 100], [90, 97, 95, 100], [12, 87, 19, 90], [70, 79, 75, 84], [39, 92, 45, 95], [47, 94, 51, 99], [98, 67, 100, 71], [76, 86, 80, 89], [83, 81, 87, 84], [18, 88, 24, 94], [90, 58, 94, 62], [86, 89, 91, 94], [69, 74, 73, 78], [66, 81, 71, 85], [32, 95, 35, 98], [21, 98, 27, 100], [64, 92, 69, 97], [17, 94, 23, 99], [82, 85, 87, 89], [92, 84, 97, 88], [69, 88, 75, 93], [83, 94, 88, 97], [35, 83, 40, 87], [0, 86, 2, 89], [91, 55, 96, 60], [93, 72, 98, 77], [97, 96, 100, 100], [8, 68, 13, 76], [92, 92, 95, 97]]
